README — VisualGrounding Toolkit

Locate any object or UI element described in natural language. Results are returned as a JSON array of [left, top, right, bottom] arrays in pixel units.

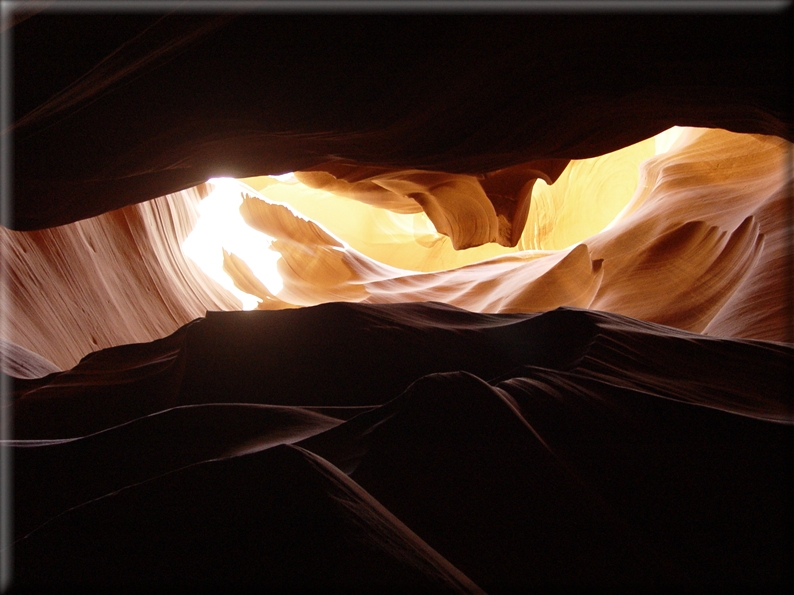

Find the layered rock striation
[[3, 10, 792, 592]]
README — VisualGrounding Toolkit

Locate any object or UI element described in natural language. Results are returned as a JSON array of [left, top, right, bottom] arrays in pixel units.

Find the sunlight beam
[[181, 178, 283, 310]]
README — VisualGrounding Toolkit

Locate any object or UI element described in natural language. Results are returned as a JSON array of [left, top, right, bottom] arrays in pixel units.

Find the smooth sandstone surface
[[7, 304, 792, 589], [4, 129, 792, 589], [3, 10, 792, 592], [1, 183, 240, 371], [3, 127, 789, 373]]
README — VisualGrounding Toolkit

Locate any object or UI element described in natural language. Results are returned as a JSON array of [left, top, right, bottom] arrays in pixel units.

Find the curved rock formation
[[0, 184, 239, 371], [9, 13, 790, 231], [294, 158, 570, 249], [587, 128, 791, 337], [8, 304, 793, 590], [230, 128, 793, 341], [3, 127, 790, 373], [2, 9, 793, 592]]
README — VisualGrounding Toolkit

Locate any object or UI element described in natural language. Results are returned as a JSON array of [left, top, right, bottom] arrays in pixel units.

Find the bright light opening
[[182, 127, 691, 310], [654, 126, 686, 155], [272, 172, 298, 183], [182, 178, 283, 310]]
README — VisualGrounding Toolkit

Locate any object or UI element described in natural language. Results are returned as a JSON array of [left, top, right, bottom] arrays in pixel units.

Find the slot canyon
[[1, 8, 792, 592]]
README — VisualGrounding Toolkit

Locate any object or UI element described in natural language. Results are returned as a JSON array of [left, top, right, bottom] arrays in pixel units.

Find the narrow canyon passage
[[2, 8, 791, 593]]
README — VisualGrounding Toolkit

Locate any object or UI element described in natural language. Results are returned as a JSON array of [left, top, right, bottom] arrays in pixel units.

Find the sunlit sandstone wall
[[588, 128, 791, 336], [232, 128, 791, 340], [238, 134, 657, 271], [1, 184, 240, 371], [2, 127, 791, 374]]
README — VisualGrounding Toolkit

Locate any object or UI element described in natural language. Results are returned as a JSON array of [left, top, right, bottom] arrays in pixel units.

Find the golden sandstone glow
[[236, 132, 658, 271], [216, 126, 790, 335], [201, 128, 655, 300], [1, 127, 790, 373], [184, 126, 785, 330]]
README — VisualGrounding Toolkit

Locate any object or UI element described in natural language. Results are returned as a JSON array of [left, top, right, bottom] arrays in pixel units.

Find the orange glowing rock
[[2, 128, 790, 375]]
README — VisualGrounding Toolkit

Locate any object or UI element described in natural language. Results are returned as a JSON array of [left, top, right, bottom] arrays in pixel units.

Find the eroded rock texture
[[239, 128, 793, 340], [2, 9, 792, 593], [6, 127, 788, 373], [1, 184, 239, 371]]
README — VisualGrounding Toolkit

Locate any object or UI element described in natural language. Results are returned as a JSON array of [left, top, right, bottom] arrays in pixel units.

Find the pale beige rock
[[0, 338, 60, 379], [702, 181, 793, 342], [240, 135, 656, 272], [232, 191, 603, 313]]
